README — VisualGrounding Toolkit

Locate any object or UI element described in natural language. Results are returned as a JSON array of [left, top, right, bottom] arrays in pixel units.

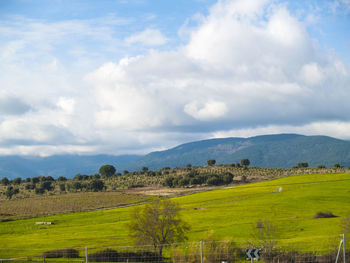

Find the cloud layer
[[0, 0, 349, 156]]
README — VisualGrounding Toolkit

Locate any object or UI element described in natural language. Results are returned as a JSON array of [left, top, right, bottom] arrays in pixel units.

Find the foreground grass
[[1, 173, 349, 258]]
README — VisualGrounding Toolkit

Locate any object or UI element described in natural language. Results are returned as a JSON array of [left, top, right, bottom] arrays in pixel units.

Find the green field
[[1, 173, 349, 258]]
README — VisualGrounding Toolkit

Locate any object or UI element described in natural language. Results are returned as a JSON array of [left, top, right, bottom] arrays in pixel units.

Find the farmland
[[1, 172, 349, 258]]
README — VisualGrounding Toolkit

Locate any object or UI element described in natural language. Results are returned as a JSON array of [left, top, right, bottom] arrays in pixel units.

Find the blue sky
[[0, 0, 350, 156]]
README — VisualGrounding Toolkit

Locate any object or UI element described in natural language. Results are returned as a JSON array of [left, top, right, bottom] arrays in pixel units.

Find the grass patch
[[1, 173, 349, 258]]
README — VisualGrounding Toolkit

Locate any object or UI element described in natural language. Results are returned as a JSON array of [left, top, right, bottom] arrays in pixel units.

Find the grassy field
[[1, 173, 349, 258]]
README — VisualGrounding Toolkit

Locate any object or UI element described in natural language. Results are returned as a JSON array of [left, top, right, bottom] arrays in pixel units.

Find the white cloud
[[0, 0, 350, 156], [125, 28, 169, 46], [184, 101, 228, 120], [211, 121, 350, 141]]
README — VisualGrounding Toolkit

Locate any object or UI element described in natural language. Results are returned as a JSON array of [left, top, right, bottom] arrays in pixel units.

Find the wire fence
[[0, 236, 348, 263]]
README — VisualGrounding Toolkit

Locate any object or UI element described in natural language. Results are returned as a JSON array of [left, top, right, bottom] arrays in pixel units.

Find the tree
[[141, 166, 149, 173], [251, 220, 279, 257], [1, 177, 9, 186], [5, 186, 19, 200], [297, 162, 309, 168], [99, 165, 116, 177], [57, 176, 67, 182], [128, 199, 190, 256], [12, 177, 22, 185], [207, 159, 216, 166], [241, 158, 250, 167], [88, 179, 104, 192], [334, 163, 341, 168]]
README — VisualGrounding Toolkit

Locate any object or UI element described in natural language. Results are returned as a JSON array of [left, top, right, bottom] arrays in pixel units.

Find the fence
[[0, 235, 348, 263]]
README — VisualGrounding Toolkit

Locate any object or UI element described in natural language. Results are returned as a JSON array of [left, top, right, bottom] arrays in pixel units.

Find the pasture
[[0, 173, 349, 258]]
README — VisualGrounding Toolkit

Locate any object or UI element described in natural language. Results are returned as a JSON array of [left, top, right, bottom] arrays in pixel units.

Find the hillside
[[1, 134, 350, 179], [124, 134, 350, 170], [1, 173, 349, 258]]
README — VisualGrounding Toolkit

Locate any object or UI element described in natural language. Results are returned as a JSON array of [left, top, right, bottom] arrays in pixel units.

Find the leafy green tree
[[1, 177, 9, 186], [88, 179, 104, 192], [38, 181, 54, 192], [31, 177, 40, 184], [241, 158, 250, 167], [12, 177, 22, 185], [99, 165, 116, 177], [223, 172, 234, 184], [141, 166, 149, 173], [57, 176, 67, 181], [5, 186, 19, 199], [334, 163, 341, 168], [128, 199, 190, 256], [297, 162, 309, 168], [207, 159, 216, 166]]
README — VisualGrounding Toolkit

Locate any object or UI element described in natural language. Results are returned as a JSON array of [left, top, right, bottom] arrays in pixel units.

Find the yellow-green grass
[[1, 173, 349, 258]]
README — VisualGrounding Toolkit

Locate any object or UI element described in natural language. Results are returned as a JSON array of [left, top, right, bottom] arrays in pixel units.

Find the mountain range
[[1, 134, 350, 179]]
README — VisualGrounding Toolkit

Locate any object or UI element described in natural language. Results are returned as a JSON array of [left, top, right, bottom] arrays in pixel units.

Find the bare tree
[[251, 220, 279, 258], [128, 199, 190, 256]]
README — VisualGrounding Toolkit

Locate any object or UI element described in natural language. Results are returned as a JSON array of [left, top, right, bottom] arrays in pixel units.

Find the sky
[[0, 0, 350, 156]]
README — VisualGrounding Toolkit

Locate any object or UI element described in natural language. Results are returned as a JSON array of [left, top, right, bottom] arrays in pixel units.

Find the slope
[[123, 134, 350, 170], [1, 172, 349, 258]]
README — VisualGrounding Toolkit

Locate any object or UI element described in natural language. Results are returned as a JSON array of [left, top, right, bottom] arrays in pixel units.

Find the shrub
[[206, 175, 223, 186], [42, 248, 80, 258], [59, 183, 66, 192], [88, 249, 118, 262], [88, 249, 161, 262], [313, 212, 337, 218]]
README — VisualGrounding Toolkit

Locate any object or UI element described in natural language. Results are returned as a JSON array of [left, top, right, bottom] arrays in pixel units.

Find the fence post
[[200, 240, 203, 263], [85, 247, 88, 263], [343, 234, 346, 263]]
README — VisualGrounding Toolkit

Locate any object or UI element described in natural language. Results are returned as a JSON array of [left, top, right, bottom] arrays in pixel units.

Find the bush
[[313, 212, 337, 218], [88, 249, 118, 262], [88, 179, 104, 192], [42, 248, 80, 258], [88, 249, 161, 262]]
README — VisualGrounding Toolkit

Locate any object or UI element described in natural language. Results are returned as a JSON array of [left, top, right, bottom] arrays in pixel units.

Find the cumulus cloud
[[0, 96, 32, 116], [125, 28, 169, 46], [87, 0, 350, 133], [1, 0, 350, 156], [184, 101, 228, 120]]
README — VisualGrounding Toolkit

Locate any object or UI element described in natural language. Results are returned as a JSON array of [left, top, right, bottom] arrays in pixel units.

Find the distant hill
[[1, 134, 350, 179], [0, 154, 140, 179], [123, 134, 350, 170]]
